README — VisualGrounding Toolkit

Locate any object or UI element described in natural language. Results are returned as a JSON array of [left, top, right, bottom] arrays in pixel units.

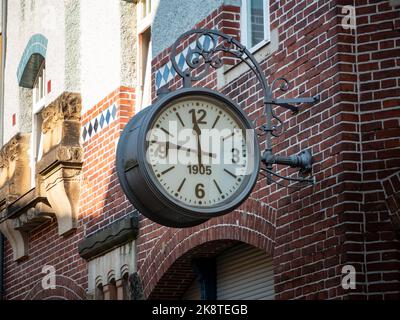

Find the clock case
[[116, 87, 260, 228]]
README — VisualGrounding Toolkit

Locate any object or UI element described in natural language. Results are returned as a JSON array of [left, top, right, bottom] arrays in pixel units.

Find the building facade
[[0, 0, 400, 300]]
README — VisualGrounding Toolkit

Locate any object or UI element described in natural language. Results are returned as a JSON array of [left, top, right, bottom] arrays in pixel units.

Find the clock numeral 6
[[188, 165, 212, 175], [195, 183, 205, 199]]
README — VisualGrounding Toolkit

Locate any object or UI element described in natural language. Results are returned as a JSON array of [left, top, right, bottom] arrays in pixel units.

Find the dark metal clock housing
[[116, 87, 260, 228]]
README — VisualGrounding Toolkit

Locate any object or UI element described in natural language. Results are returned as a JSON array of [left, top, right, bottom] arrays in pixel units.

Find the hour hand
[[154, 141, 216, 159]]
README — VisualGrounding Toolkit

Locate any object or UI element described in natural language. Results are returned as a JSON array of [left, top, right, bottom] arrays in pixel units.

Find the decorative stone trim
[[78, 213, 138, 299], [0, 133, 32, 261], [0, 92, 83, 261], [36, 92, 83, 236], [81, 103, 118, 143], [0, 190, 55, 261], [0, 133, 31, 204], [87, 240, 136, 298], [0, 219, 28, 261], [390, 0, 400, 7], [5, 189, 54, 229], [78, 213, 139, 260]]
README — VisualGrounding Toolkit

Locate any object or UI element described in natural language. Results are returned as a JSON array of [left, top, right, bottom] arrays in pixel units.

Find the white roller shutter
[[182, 244, 275, 300], [217, 244, 275, 300]]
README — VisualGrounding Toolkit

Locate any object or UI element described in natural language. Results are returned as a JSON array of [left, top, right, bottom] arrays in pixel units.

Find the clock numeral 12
[[189, 109, 207, 124]]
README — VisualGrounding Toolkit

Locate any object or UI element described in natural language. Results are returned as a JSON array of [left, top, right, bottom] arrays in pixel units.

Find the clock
[[116, 88, 260, 227]]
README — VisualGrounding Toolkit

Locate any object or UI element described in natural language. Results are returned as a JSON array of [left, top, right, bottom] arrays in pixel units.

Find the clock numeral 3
[[195, 183, 205, 199], [232, 148, 240, 163]]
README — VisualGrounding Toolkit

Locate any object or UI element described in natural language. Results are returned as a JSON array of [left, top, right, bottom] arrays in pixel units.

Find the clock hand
[[176, 141, 216, 159], [153, 141, 216, 158], [192, 121, 203, 166]]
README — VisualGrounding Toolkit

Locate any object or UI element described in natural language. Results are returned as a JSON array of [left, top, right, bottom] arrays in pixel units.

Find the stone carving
[[0, 218, 28, 261], [0, 133, 31, 261], [13, 200, 54, 232], [0, 196, 55, 261], [0, 92, 83, 261], [37, 92, 83, 236], [0, 133, 31, 203], [87, 241, 136, 299], [41, 92, 82, 155]]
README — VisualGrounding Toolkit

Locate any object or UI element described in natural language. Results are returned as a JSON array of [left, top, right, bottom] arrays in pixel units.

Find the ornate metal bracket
[[164, 29, 319, 188]]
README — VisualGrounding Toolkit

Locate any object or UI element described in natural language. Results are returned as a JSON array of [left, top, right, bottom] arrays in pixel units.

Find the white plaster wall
[[80, 0, 121, 113], [3, 0, 136, 141], [152, 0, 243, 57], [3, 0, 66, 143]]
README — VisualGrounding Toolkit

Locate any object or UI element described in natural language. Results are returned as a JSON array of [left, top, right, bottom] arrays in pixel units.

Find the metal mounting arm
[[166, 29, 320, 189], [262, 149, 313, 174], [267, 95, 320, 113]]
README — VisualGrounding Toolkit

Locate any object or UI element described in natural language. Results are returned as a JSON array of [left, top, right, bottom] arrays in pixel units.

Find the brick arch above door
[[138, 197, 276, 298]]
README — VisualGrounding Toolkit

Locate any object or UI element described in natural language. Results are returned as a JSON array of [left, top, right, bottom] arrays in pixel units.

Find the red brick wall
[[140, 0, 400, 299], [80, 86, 135, 235], [355, 0, 400, 298], [382, 171, 400, 231], [3, 0, 399, 300], [3, 86, 135, 299]]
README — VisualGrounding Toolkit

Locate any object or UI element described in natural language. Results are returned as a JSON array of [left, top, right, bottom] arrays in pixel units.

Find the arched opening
[[17, 34, 48, 88], [148, 240, 275, 300]]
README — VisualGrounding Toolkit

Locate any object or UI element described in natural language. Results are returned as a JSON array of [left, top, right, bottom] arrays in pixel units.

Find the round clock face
[[145, 94, 256, 211]]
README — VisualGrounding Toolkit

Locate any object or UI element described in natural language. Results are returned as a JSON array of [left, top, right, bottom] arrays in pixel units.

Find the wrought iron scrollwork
[[167, 29, 320, 188]]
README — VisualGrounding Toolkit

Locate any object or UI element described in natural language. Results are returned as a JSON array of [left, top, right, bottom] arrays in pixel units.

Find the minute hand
[[193, 122, 203, 166]]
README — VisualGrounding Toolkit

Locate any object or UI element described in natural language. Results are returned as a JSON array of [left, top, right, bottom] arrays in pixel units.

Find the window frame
[[137, 0, 154, 34], [240, 0, 271, 53], [137, 0, 158, 111], [31, 62, 46, 186]]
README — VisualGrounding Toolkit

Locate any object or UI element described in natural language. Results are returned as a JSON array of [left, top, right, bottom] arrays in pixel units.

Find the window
[[138, 28, 152, 110], [137, 0, 158, 110], [241, 0, 270, 51], [31, 62, 46, 186], [140, 0, 152, 20]]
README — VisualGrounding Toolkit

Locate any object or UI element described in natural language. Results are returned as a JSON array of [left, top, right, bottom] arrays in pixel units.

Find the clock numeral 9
[[187, 165, 212, 175], [195, 183, 205, 199], [155, 142, 169, 159]]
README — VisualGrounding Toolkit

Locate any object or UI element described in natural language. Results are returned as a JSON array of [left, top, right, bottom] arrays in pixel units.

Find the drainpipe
[[0, 0, 8, 301]]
